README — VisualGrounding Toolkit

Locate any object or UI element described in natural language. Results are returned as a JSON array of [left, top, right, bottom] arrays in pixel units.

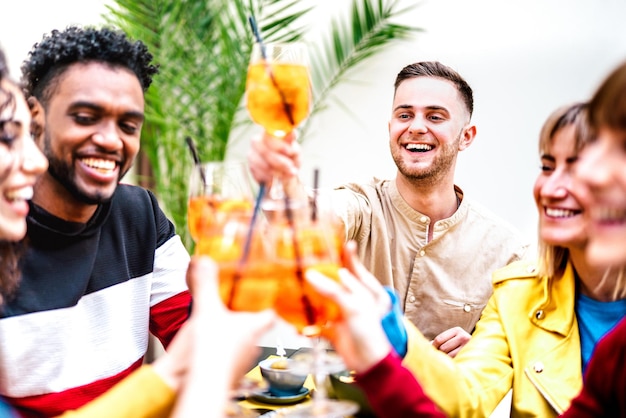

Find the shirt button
[[535, 310, 545, 319], [408, 295, 416, 303], [463, 304, 471, 313], [533, 362, 544, 373], [419, 216, 428, 223], [419, 250, 426, 257]]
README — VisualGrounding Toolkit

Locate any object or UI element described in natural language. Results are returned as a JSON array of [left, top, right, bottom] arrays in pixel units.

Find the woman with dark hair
[[0, 47, 48, 306], [0, 43, 48, 418]]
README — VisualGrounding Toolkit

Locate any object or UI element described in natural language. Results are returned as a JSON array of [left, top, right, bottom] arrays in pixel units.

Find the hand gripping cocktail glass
[[262, 190, 359, 418]]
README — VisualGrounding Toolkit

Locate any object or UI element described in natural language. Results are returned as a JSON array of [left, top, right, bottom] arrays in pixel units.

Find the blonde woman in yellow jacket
[[402, 102, 626, 418]]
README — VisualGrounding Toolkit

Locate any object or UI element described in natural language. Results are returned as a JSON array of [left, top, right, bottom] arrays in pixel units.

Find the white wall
[[3, 0, 626, 348], [1, 1, 112, 77]]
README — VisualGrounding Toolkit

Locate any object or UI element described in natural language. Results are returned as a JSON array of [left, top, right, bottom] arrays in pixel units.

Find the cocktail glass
[[245, 41, 310, 201], [264, 191, 359, 418], [187, 161, 280, 311]]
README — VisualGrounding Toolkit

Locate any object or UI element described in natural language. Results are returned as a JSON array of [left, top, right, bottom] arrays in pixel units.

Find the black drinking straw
[[243, 17, 313, 326], [311, 168, 319, 222], [227, 180, 266, 309], [185, 136, 206, 189], [282, 188, 315, 328], [246, 15, 270, 202], [248, 16, 266, 59], [248, 16, 295, 127], [226, 16, 271, 308]]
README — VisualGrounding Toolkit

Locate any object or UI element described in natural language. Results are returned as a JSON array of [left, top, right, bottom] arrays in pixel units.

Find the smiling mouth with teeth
[[591, 207, 626, 224], [405, 143, 433, 152], [6, 188, 33, 202], [81, 158, 117, 173], [545, 207, 581, 218]]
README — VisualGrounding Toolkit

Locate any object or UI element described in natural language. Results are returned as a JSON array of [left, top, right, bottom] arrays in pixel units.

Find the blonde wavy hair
[[536, 103, 626, 300], [536, 103, 589, 278]]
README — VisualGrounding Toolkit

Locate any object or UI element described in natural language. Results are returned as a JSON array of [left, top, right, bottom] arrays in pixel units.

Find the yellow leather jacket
[[403, 260, 583, 418]]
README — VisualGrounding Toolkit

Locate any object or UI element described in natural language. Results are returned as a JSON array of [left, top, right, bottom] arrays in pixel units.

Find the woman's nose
[[22, 134, 48, 175], [542, 171, 570, 199]]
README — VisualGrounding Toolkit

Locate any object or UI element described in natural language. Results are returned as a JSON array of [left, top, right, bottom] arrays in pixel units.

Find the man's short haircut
[[21, 26, 159, 106], [394, 61, 474, 118]]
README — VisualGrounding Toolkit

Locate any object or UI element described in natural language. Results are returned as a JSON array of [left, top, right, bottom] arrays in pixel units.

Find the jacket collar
[[529, 261, 577, 336]]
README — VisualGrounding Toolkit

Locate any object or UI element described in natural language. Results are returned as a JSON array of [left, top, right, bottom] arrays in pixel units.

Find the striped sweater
[[0, 185, 191, 417]]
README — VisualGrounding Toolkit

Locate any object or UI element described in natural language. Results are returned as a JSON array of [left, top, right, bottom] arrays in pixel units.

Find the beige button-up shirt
[[333, 178, 529, 339]]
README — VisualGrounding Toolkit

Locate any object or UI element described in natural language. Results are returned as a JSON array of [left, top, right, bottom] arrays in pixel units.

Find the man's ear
[[27, 97, 45, 147], [458, 124, 477, 151]]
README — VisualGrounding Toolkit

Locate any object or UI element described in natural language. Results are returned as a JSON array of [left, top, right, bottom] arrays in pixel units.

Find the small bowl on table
[[259, 358, 308, 397]]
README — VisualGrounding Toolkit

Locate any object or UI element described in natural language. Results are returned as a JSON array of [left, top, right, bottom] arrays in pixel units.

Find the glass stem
[[269, 175, 286, 200], [312, 337, 328, 405]]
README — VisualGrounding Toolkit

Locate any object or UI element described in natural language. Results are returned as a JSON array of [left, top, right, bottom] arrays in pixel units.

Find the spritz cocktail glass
[[187, 161, 281, 312], [246, 42, 310, 201], [264, 191, 359, 418]]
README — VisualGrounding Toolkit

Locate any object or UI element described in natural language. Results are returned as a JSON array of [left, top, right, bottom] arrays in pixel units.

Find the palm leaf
[[105, 0, 422, 250], [302, 0, 422, 137]]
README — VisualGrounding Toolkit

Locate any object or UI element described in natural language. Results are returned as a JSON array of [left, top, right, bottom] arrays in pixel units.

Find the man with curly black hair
[[0, 26, 192, 417]]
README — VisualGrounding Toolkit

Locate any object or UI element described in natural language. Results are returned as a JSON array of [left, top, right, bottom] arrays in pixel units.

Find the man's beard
[[392, 134, 460, 187], [43, 136, 119, 205]]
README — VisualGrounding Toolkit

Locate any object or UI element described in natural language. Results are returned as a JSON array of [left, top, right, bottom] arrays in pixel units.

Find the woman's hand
[[306, 242, 392, 373]]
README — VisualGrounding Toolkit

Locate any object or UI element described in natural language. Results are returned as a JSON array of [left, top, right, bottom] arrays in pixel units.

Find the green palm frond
[[105, 0, 422, 250], [303, 0, 422, 137]]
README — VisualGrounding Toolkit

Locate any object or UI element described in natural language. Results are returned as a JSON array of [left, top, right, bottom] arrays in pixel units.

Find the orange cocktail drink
[[187, 196, 252, 243], [271, 220, 344, 336], [192, 206, 282, 312], [246, 61, 311, 137], [187, 160, 254, 243]]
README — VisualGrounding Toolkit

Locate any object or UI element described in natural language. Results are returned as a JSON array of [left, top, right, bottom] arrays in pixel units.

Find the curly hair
[[21, 25, 159, 105]]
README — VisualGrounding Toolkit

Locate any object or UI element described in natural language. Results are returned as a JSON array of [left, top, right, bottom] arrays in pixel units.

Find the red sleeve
[[149, 291, 192, 349], [560, 317, 626, 417], [355, 351, 446, 418]]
